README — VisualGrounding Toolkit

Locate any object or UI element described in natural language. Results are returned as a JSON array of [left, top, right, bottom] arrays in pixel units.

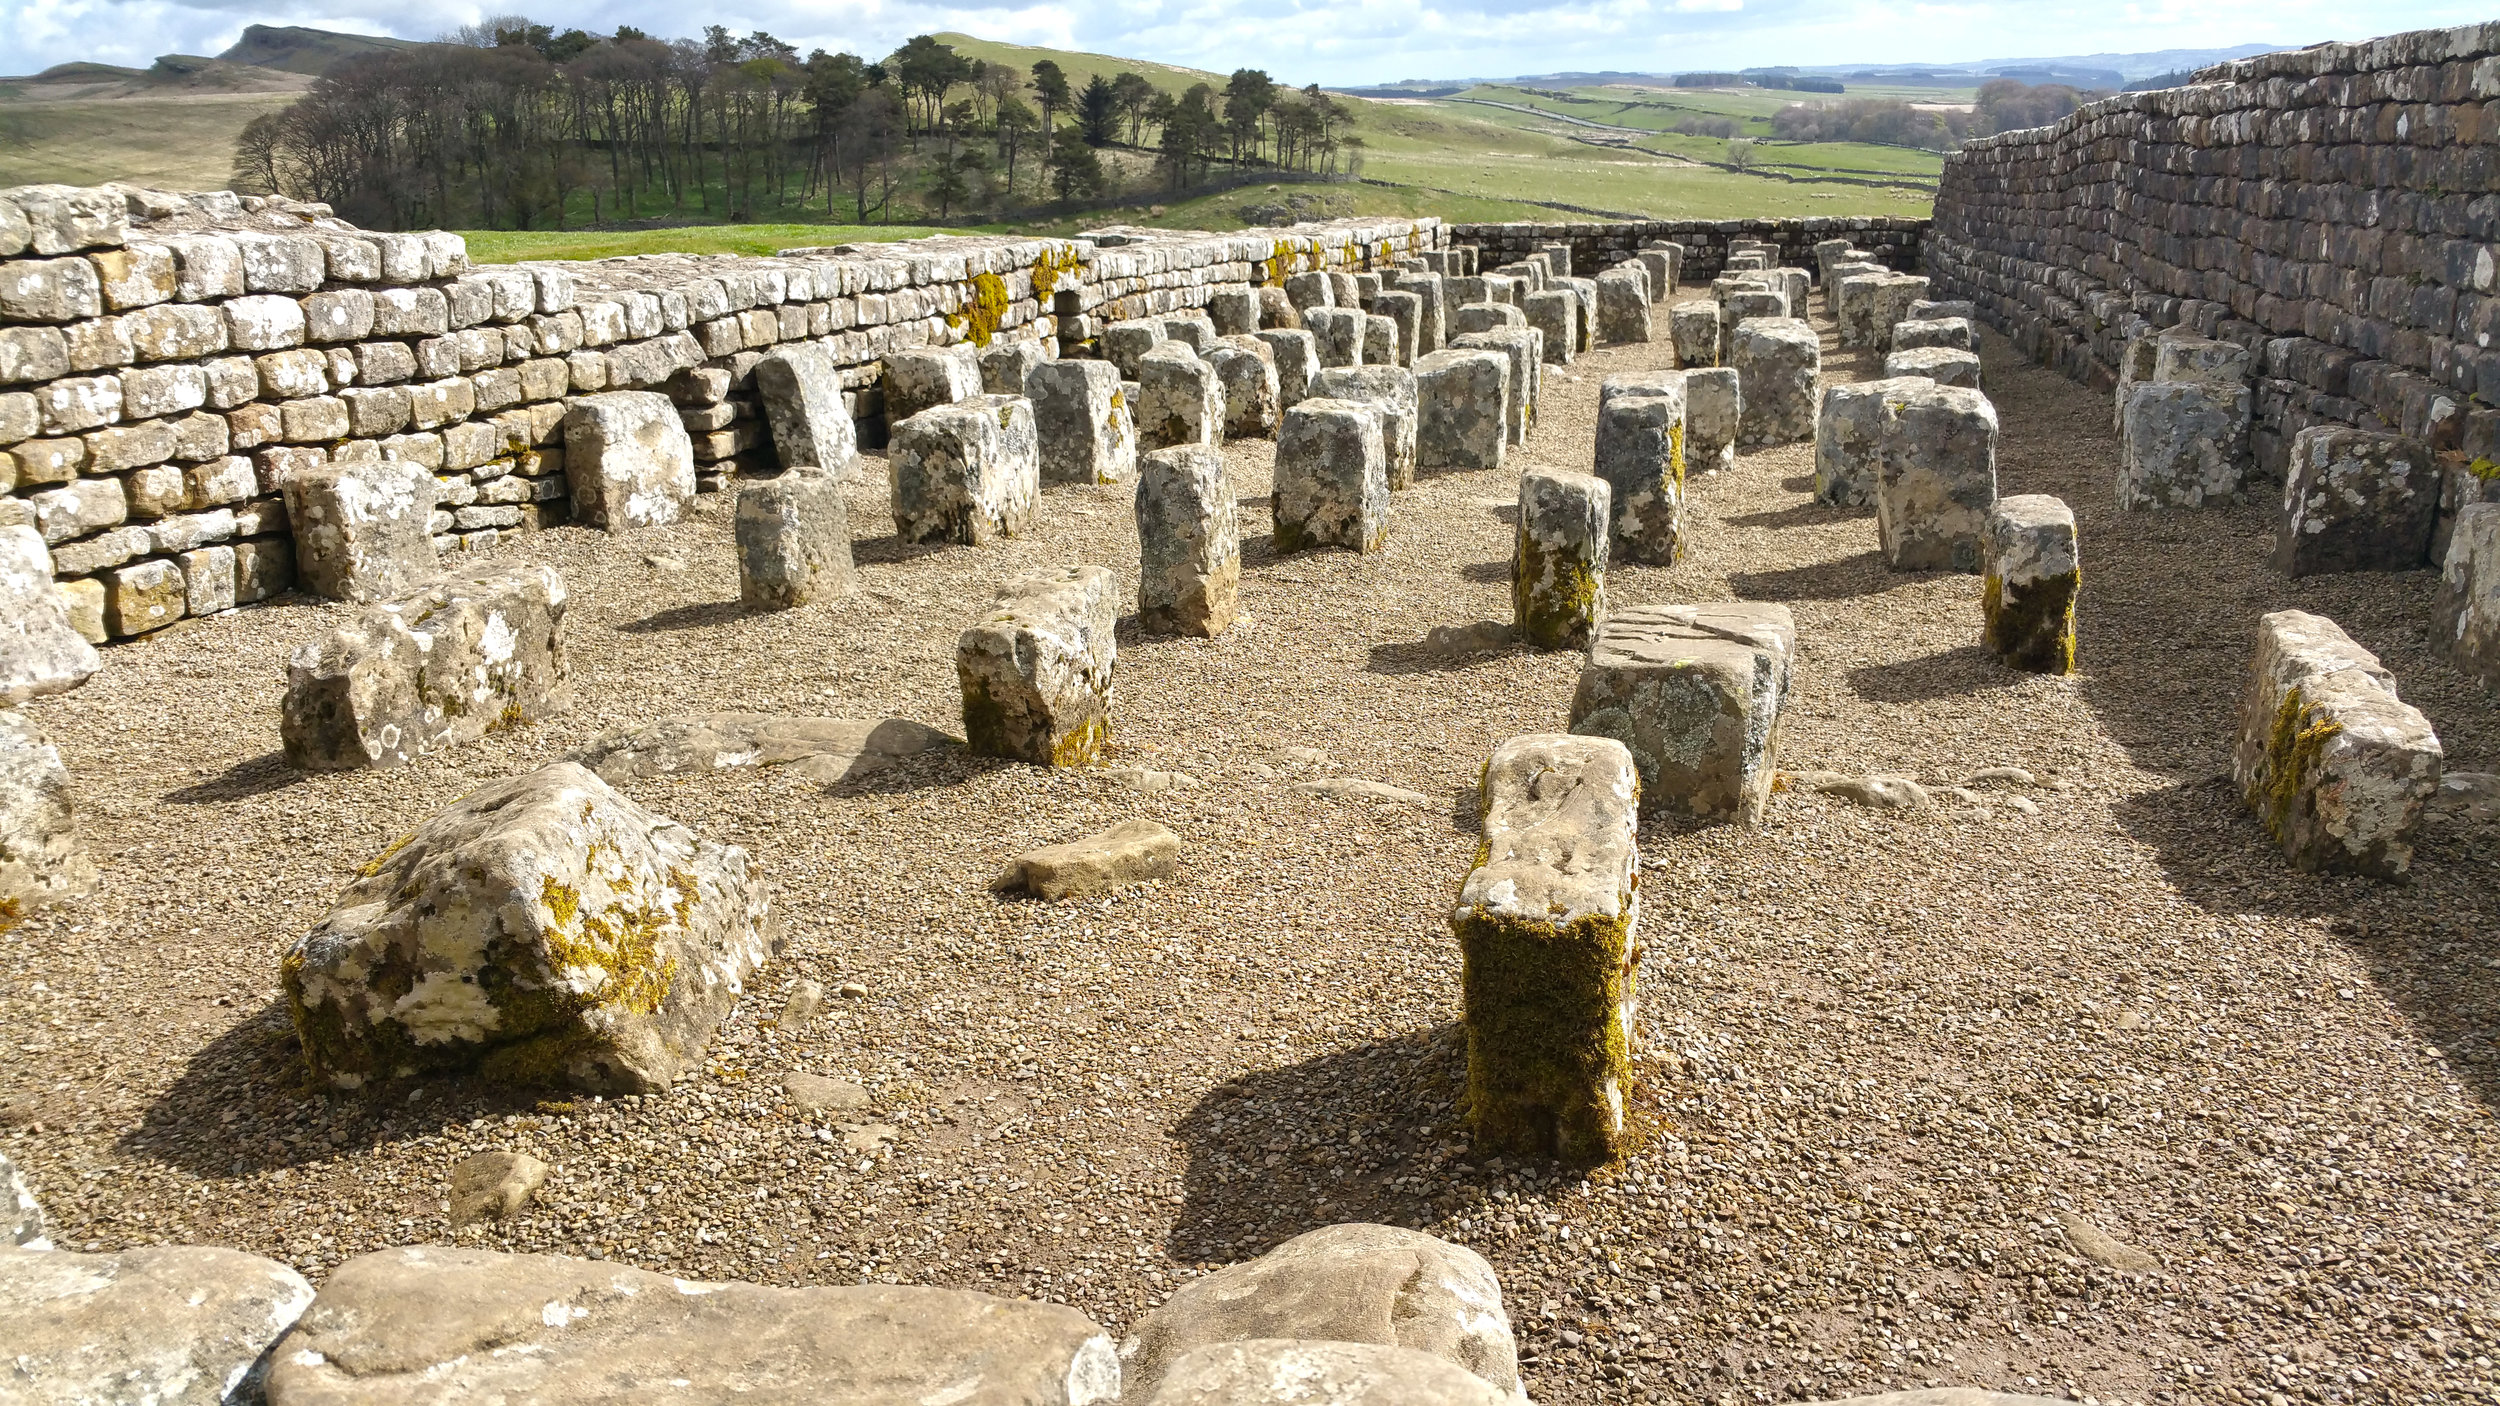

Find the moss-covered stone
[[958, 566, 1119, 767], [1513, 468, 1609, 651]]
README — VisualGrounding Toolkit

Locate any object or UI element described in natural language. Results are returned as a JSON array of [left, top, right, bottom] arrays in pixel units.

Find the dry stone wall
[[1927, 20, 2500, 483], [0, 183, 1436, 644], [1448, 218, 1926, 284]]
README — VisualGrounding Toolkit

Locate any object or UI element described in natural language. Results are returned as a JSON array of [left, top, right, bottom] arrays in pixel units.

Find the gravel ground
[[5, 300, 2499, 1406]]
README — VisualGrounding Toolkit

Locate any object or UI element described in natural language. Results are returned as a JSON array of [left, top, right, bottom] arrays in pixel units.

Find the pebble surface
[[2, 299, 2496, 1406]]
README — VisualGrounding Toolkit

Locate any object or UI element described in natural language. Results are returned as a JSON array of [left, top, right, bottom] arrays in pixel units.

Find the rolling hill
[[212, 24, 427, 76]]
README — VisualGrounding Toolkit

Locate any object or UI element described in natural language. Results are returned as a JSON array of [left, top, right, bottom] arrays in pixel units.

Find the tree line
[[231, 24, 1365, 231]]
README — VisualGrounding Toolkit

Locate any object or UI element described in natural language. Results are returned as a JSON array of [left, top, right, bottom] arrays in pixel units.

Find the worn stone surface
[[890, 394, 1041, 545], [1570, 602, 1796, 826], [1304, 307, 1367, 369], [2117, 382, 2253, 510], [1207, 339, 1282, 440], [1454, 732, 1641, 1165], [1284, 271, 1334, 314], [1883, 346, 1982, 389], [1864, 274, 1932, 351], [0, 708, 96, 922], [1205, 286, 1259, 338], [1592, 387, 1686, 566], [1311, 366, 1418, 491], [1732, 317, 1819, 448], [1028, 359, 1135, 486], [2231, 609, 2442, 879], [2436, 502, 2500, 700], [1275, 398, 1389, 553], [979, 339, 1052, 397], [282, 561, 571, 770], [1524, 290, 1577, 366], [571, 714, 952, 785], [282, 761, 777, 1090], [999, 819, 1182, 900], [1119, 1223, 1521, 1401], [1140, 1340, 1511, 1406], [1136, 444, 1240, 638], [2, 1149, 40, 1246], [1101, 320, 1163, 381], [1136, 345, 1223, 453], [264, 1246, 1117, 1406], [958, 565, 1119, 767], [0, 1242, 314, 1406], [1669, 303, 1718, 369], [563, 390, 696, 531], [753, 343, 858, 473], [1875, 382, 1999, 572], [1415, 349, 1508, 473], [2276, 427, 2438, 576], [736, 465, 856, 609], [1982, 494, 2079, 674], [448, 1149, 549, 1228], [1513, 467, 1609, 650], [1683, 367, 1741, 479], [282, 456, 441, 602], [0, 522, 99, 703], [1815, 378, 1925, 509], [1374, 290, 1422, 367], [1593, 267, 1650, 344], [1891, 317, 1975, 353], [1253, 328, 1318, 410], [882, 345, 981, 426], [1451, 328, 1539, 446], [1452, 303, 1523, 337]]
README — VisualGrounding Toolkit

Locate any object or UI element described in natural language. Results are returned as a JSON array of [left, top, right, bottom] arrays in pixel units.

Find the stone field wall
[[0, 185, 1438, 643], [1447, 217, 1926, 283], [1927, 19, 2500, 481]]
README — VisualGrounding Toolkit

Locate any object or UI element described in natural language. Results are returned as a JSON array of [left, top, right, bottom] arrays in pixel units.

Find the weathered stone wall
[[1446, 218, 1927, 283], [1927, 20, 2500, 480], [0, 184, 1437, 643]]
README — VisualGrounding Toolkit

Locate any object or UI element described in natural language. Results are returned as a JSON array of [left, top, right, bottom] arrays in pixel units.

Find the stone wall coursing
[[1927, 20, 2500, 482], [1447, 218, 1927, 284], [0, 184, 1437, 643]]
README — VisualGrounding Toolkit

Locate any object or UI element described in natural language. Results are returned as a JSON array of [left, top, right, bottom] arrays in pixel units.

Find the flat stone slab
[[1, 1242, 314, 1406], [572, 714, 953, 784], [1140, 1340, 1511, 1406], [997, 818, 1181, 900]]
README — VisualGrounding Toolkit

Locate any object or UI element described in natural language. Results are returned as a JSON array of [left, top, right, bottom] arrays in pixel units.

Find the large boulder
[[0, 524, 99, 703], [890, 394, 1041, 545], [2231, 610, 2442, 878], [282, 457, 441, 602], [1120, 1224, 1520, 1400], [959, 565, 1118, 767], [1142, 1340, 1510, 1406], [280, 562, 571, 771], [735, 466, 856, 609], [0, 708, 98, 917], [563, 391, 696, 531], [753, 343, 858, 473], [282, 761, 777, 1091], [0, 1242, 313, 1406], [264, 1246, 1117, 1405]]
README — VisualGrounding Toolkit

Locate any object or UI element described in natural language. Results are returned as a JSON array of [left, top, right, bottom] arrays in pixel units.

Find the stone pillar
[[1362, 313, 1397, 368], [1304, 308, 1365, 369], [1875, 382, 1998, 572], [2277, 428, 2437, 576], [1452, 328, 1540, 446], [1135, 444, 1240, 638], [1593, 389, 1686, 566], [1311, 366, 1418, 491], [1731, 318, 1818, 449], [1885, 346, 1981, 388], [1392, 270, 1446, 355], [754, 343, 858, 473], [889, 394, 1040, 545], [1100, 320, 1162, 380], [1833, 271, 1886, 343], [1207, 338, 1281, 440], [1028, 359, 1136, 485], [882, 346, 981, 426], [2117, 382, 2251, 509], [1569, 602, 1796, 825], [977, 340, 1050, 397], [1892, 317, 1974, 352], [959, 565, 1119, 767], [1135, 345, 1222, 453], [1254, 328, 1319, 409], [1633, 248, 1676, 302], [1670, 303, 1719, 369], [1284, 271, 1333, 314], [1205, 286, 1259, 337], [1982, 494, 2078, 674], [1373, 290, 1422, 366], [2435, 503, 2500, 699], [2231, 610, 2442, 878], [1257, 286, 1299, 331], [1274, 399, 1389, 553], [735, 466, 855, 609], [1814, 377, 1922, 508], [1558, 277, 1597, 354], [1866, 275, 1933, 352], [1684, 368, 1741, 477], [1157, 312, 1217, 354], [0, 710, 96, 922], [285, 457, 442, 599], [1415, 348, 1509, 473], [1536, 242, 1573, 278], [1593, 268, 1651, 344], [1453, 303, 1523, 337], [1524, 290, 1577, 366], [1513, 468, 1610, 650], [1455, 732, 1641, 1165]]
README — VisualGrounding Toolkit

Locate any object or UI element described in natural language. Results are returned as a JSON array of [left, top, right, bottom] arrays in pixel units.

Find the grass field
[[1449, 84, 1953, 188], [0, 91, 297, 189], [460, 224, 977, 263]]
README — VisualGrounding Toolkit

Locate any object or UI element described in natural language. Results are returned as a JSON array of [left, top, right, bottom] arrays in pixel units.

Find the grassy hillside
[[214, 24, 425, 75], [0, 91, 299, 189], [462, 224, 974, 262]]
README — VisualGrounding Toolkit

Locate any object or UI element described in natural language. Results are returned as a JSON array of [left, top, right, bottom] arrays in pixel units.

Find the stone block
[[1454, 732, 1641, 1164], [754, 343, 858, 473], [1451, 328, 1538, 446], [1833, 271, 1886, 344], [882, 345, 980, 428], [563, 391, 696, 530], [1284, 271, 1333, 313], [1451, 303, 1523, 337], [1683, 367, 1740, 477], [1524, 291, 1577, 366], [282, 562, 571, 770], [1875, 382, 1998, 573], [736, 467, 855, 610], [5, 184, 125, 254], [1669, 303, 1718, 369], [1865, 274, 1932, 351], [1136, 444, 1240, 638], [1892, 317, 1974, 352], [0, 257, 102, 323], [179, 544, 237, 615], [1390, 270, 1445, 354], [281, 457, 439, 602], [263, 1247, 1112, 1403], [1415, 349, 1507, 473], [1593, 390, 1686, 566], [1206, 286, 1259, 337], [0, 1244, 311, 1406], [104, 558, 183, 636], [31, 477, 125, 544], [1570, 602, 1795, 828], [1514, 468, 1609, 650], [959, 564, 1118, 767], [0, 525, 99, 702], [1275, 399, 1389, 553], [1207, 339, 1281, 440], [1593, 267, 1651, 344], [1373, 291, 1421, 367], [1101, 320, 1162, 380], [1158, 313, 1216, 355], [2117, 382, 2252, 509], [1884, 346, 1982, 389], [1983, 494, 2078, 674], [2277, 428, 2438, 576], [235, 535, 296, 601], [1814, 377, 1923, 508], [1907, 298, 1973, 322], [2436, 503, 2500, 700], [1256, 285, 1298, 331], [283, 761, 773, 1089], [1732, 317, 1819, 448], [1135, 346, 1222, 453], [978, 338, 1050, 397], [1310, 366, 1417, 491], [0, 710, 97, 917], [1029, 359, 1135, 485], [2231, 610, 2442, 879], [2154, 332, 2253, 388], [1634, 247, 1679, 302], [1304, 307, 1365, 369], [890, 395, 1040, 545], [1253, 328, 1318, 409]]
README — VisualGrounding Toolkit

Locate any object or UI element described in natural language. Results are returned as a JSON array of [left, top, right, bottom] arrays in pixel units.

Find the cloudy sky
[[4, 0, 2490, 82]]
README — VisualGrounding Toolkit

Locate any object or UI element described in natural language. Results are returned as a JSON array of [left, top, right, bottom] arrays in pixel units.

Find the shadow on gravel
[[1457, 561, 1509, 584], [617, 600, 751, 633], [1722, 502, 1849, 530], [119, 1002, 541, 1178], [1363, 625, 1518, 675], [1846, 645, 2025, 704], [1166, 1024, 1483, 1262], [820, 746, 1012, 799], [1727, 550, 1889, 601], [164, 751, 305, 805], [848, 535, 957, 568]]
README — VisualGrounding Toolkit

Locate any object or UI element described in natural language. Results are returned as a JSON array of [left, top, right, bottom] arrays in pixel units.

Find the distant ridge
[[214, 24, 425, 76]]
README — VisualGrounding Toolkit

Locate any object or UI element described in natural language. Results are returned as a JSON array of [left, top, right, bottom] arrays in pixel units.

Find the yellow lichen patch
[[1031, 246, 1085, 298], [2258, 684, 2344, 840], [2471, 456, 2499, 481], [358, 830, 418, 879], [962, 271, 1012, 347]]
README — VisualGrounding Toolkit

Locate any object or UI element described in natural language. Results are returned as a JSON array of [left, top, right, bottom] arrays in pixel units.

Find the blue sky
[[3, 0, 2490, 82]]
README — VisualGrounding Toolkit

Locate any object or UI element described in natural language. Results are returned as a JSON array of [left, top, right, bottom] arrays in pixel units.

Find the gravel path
[[4, 303, 2497, 1406]]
